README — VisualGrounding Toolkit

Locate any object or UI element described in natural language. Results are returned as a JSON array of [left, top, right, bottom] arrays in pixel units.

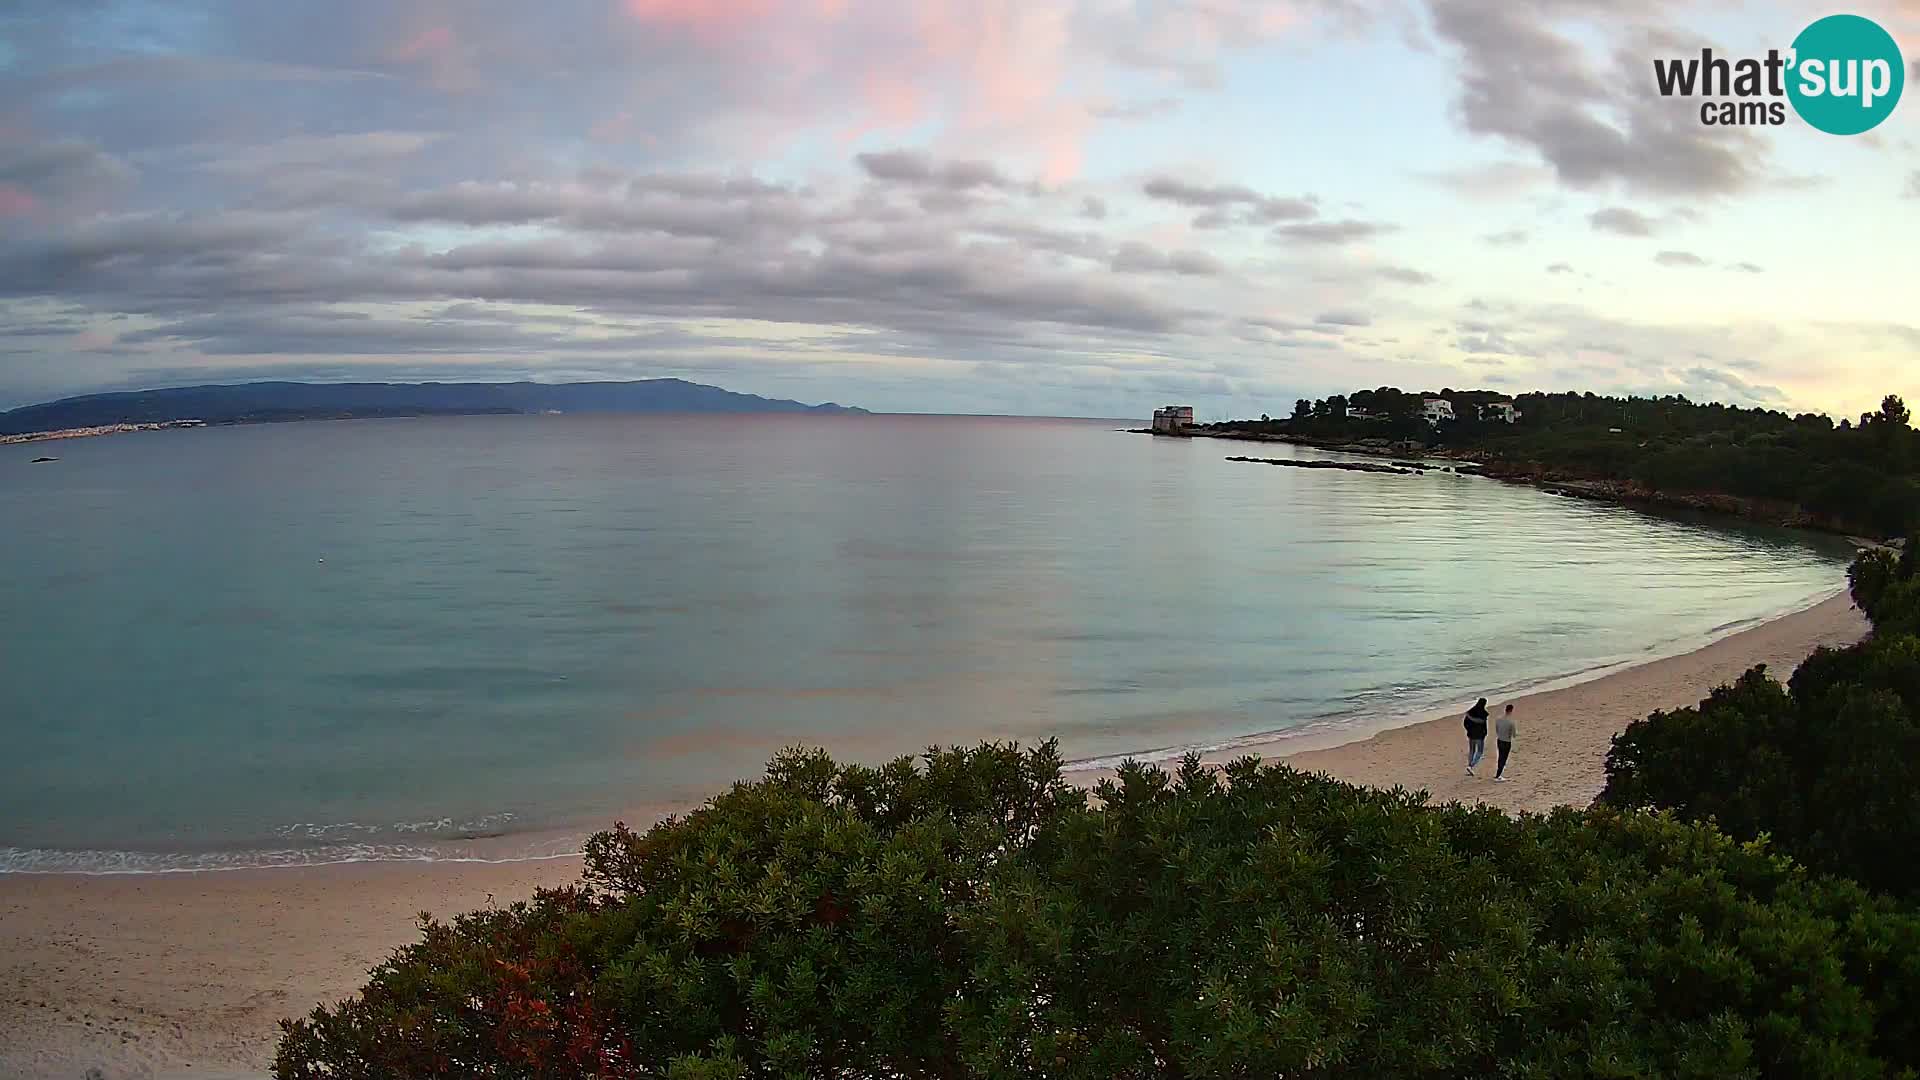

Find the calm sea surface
[[0, 414, 1853, 871]]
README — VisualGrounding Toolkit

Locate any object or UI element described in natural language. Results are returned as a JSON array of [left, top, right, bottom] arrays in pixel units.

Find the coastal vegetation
[[1206, 389, 1920, 537], [1602, 541, 1920, 901], [278, 744, 1920, 1077]]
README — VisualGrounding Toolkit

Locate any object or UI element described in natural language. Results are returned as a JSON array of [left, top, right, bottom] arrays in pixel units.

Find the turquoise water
[[0, 414, 1852, 871]]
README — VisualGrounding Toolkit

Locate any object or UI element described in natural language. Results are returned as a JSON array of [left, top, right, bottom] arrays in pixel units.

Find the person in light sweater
[[1493, 702, 1518, 781]]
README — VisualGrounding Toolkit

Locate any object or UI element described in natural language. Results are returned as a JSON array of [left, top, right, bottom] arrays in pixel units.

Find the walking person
[[1494, 703, 1518, 781], [1463, 698, 1490, 776]]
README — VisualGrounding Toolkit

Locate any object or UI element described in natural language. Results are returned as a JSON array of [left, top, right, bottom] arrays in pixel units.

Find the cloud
[[1906, 171, 1920, 198], [1378, 266, 1434, 284], [1142, 176, 1317, 227], [1730, 262, 1764, 273], [1315, 310, 1371, 327], [1654, 250, 1707, 267], [195, 132, 440, 175], [1546, 262, 1574, 274], [1588, 206, 1658, 236], [1110, 242, 1226, 276], [1270, 219, 1393, 245], [1087, 96, 1180, 121], [1680, 364, 1785, 406], [1419, 160, 1553, 200], [1428, 0, 1767, 195], [1457, 332, 1532, 356], [0, 139, 136, 201], [0, 0, 1899, 421], [856, 150, 1013, 191]]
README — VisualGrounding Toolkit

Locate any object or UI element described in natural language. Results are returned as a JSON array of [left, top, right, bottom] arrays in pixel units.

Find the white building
[[1421, 397, 1455, 424], [1151, 405, 1195, 433], [1345, 406, 1378, 420], [1478, 399, 1520, 423]]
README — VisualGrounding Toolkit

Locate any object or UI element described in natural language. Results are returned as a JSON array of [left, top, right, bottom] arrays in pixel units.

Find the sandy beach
[[0, 589, 1869, 1080]]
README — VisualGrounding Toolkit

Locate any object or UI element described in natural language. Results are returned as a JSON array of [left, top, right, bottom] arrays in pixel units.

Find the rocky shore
[[1226, 455, 1431, 475], [1158, 426, 1851, 535]]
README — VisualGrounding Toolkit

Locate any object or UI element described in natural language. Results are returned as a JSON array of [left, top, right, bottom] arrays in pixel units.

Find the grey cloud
[[1080, 196, 1108, 219], [1271, 219, 1393, 245], [1379, 266, 1434, 284], [1110, 242, 1225, 276], [0, 139, 136, 195], [1655, 250, 1707, 267], [1315, 310, 1371, 327], [385, 178, 814, 239], [1589, 206, 1657, 236], [1457, 332, 1532, 356], [1547, 262, 1574, 273], [1482, 229, 1528, 245], [1906, 172, 1920, 198], [12, 53, 388, 95], [1428, 0, 1765, 195], [1142, 176, 1317, 227], [856, 150, 1012, 191], [1681, 365, 1785, 405], [197, 132, 440, 175], [1730, 262, 1764, 273]]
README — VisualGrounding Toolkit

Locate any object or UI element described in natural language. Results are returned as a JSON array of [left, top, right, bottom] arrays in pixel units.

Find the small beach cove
[[0, 587, 1870, 1079]]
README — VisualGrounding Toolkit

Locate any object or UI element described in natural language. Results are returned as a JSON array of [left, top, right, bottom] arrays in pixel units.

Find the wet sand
[[0, 590, 1869, 1080]]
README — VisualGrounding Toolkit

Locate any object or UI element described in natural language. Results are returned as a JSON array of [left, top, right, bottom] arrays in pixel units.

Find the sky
[[1, 0, 1917, 419]]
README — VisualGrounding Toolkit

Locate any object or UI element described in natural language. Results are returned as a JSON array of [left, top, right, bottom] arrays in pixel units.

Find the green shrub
[[278, 746, 1920, 1078], [1602, 544, 1920, 902]]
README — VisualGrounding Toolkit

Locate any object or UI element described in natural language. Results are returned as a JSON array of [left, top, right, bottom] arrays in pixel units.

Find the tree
[[1291, 398, 1311, 421], [280, 746, 1920, 1078], [1602, 542, 1920, 900]]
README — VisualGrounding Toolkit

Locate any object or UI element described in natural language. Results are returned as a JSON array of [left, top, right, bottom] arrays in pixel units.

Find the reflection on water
[[0, 414, 1850, 869]]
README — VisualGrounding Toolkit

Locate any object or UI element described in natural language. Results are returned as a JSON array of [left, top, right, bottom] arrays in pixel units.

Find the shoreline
[[2, 585, 1841, 878], [1140, 426, 1882, 542], [0, 589, 1871, 1079]]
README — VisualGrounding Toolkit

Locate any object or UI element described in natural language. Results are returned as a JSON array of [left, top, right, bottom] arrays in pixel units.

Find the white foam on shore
[[0, 820, 587, 875]]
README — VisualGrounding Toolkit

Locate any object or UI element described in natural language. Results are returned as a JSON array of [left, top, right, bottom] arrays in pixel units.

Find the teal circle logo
[[1787, 14, 1904, 135]]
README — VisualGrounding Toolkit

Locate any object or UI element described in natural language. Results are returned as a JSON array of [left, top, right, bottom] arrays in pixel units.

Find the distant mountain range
[[0, 379, 869, 436]]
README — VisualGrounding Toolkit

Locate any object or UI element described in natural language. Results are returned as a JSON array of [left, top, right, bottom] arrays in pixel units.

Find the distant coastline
[[0, 377, 869, 441], [1, 420, 208, 446]]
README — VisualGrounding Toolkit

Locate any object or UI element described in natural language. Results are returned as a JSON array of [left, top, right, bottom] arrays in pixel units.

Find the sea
[[0, 414, 1855, 872]]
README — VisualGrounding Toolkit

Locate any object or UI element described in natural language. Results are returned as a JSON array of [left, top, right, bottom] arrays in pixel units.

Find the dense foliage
[[1211, 389, 1920, 536], [1601, 543, 1920, 901], [279, 743, 1920, 1078]]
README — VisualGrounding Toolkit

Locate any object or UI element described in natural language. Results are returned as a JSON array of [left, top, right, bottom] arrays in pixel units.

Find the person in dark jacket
[[1463, 698, 1490, 776]]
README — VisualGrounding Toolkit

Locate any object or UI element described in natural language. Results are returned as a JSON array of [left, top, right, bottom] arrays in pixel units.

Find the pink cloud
[[381, 19, 481, 92], [0, 185, 38, 216], [392, 25, 455, 61], [621, 0, 785, 44], [601, 0, 1309, 183]]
